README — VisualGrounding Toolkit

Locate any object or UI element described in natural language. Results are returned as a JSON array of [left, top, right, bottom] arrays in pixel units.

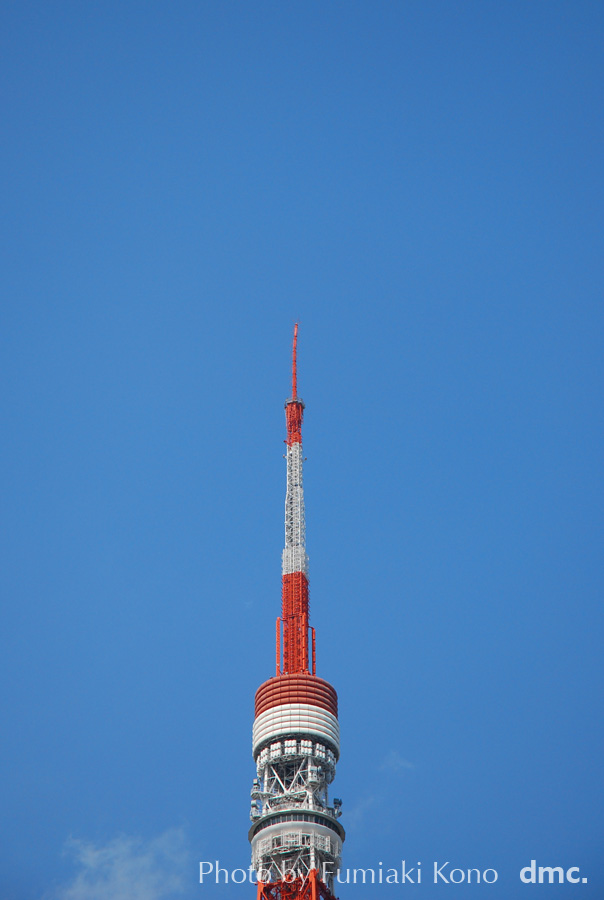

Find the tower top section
[[251, 326, 344, 898]]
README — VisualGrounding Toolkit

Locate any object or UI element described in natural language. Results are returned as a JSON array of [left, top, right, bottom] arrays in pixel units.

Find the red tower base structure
[[257, 871, 337, 900]]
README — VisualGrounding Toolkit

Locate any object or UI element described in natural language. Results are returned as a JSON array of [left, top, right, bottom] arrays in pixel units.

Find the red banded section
[[257, 870, 336, 900], [258, 870, 336, 900], [285, 400, 303, 445], [282, 571, 309, 673], [255, 673, 338, 718]]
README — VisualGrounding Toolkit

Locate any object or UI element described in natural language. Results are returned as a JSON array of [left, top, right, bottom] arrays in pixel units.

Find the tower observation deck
[[249, 326, 344, 900]]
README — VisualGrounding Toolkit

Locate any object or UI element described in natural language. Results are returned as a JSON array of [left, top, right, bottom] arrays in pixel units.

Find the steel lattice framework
[[249, 326, 343, 900]]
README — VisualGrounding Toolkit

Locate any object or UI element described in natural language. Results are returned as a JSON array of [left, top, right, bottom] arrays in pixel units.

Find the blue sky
[[1, 2, 602, 898]]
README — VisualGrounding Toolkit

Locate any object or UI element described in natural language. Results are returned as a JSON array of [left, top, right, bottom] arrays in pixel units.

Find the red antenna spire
[[285, 324, 304, 447], [292, 322, 298, 400]]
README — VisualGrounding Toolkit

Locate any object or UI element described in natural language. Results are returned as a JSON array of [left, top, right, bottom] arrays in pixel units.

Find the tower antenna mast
[[292, 322, 298, 400]]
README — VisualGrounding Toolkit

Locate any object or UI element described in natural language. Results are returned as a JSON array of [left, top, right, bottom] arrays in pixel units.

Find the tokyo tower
[[249, 325, 344, 900]]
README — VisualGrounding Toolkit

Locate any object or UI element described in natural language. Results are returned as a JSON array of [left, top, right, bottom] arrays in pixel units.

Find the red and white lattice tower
[[249, 325, 344, 900]]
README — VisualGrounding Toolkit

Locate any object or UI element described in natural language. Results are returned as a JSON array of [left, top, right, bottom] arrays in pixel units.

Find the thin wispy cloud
[[47, 828, 189, 900], [379, 750, 415, 772], [346, 794, 380, 828]]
